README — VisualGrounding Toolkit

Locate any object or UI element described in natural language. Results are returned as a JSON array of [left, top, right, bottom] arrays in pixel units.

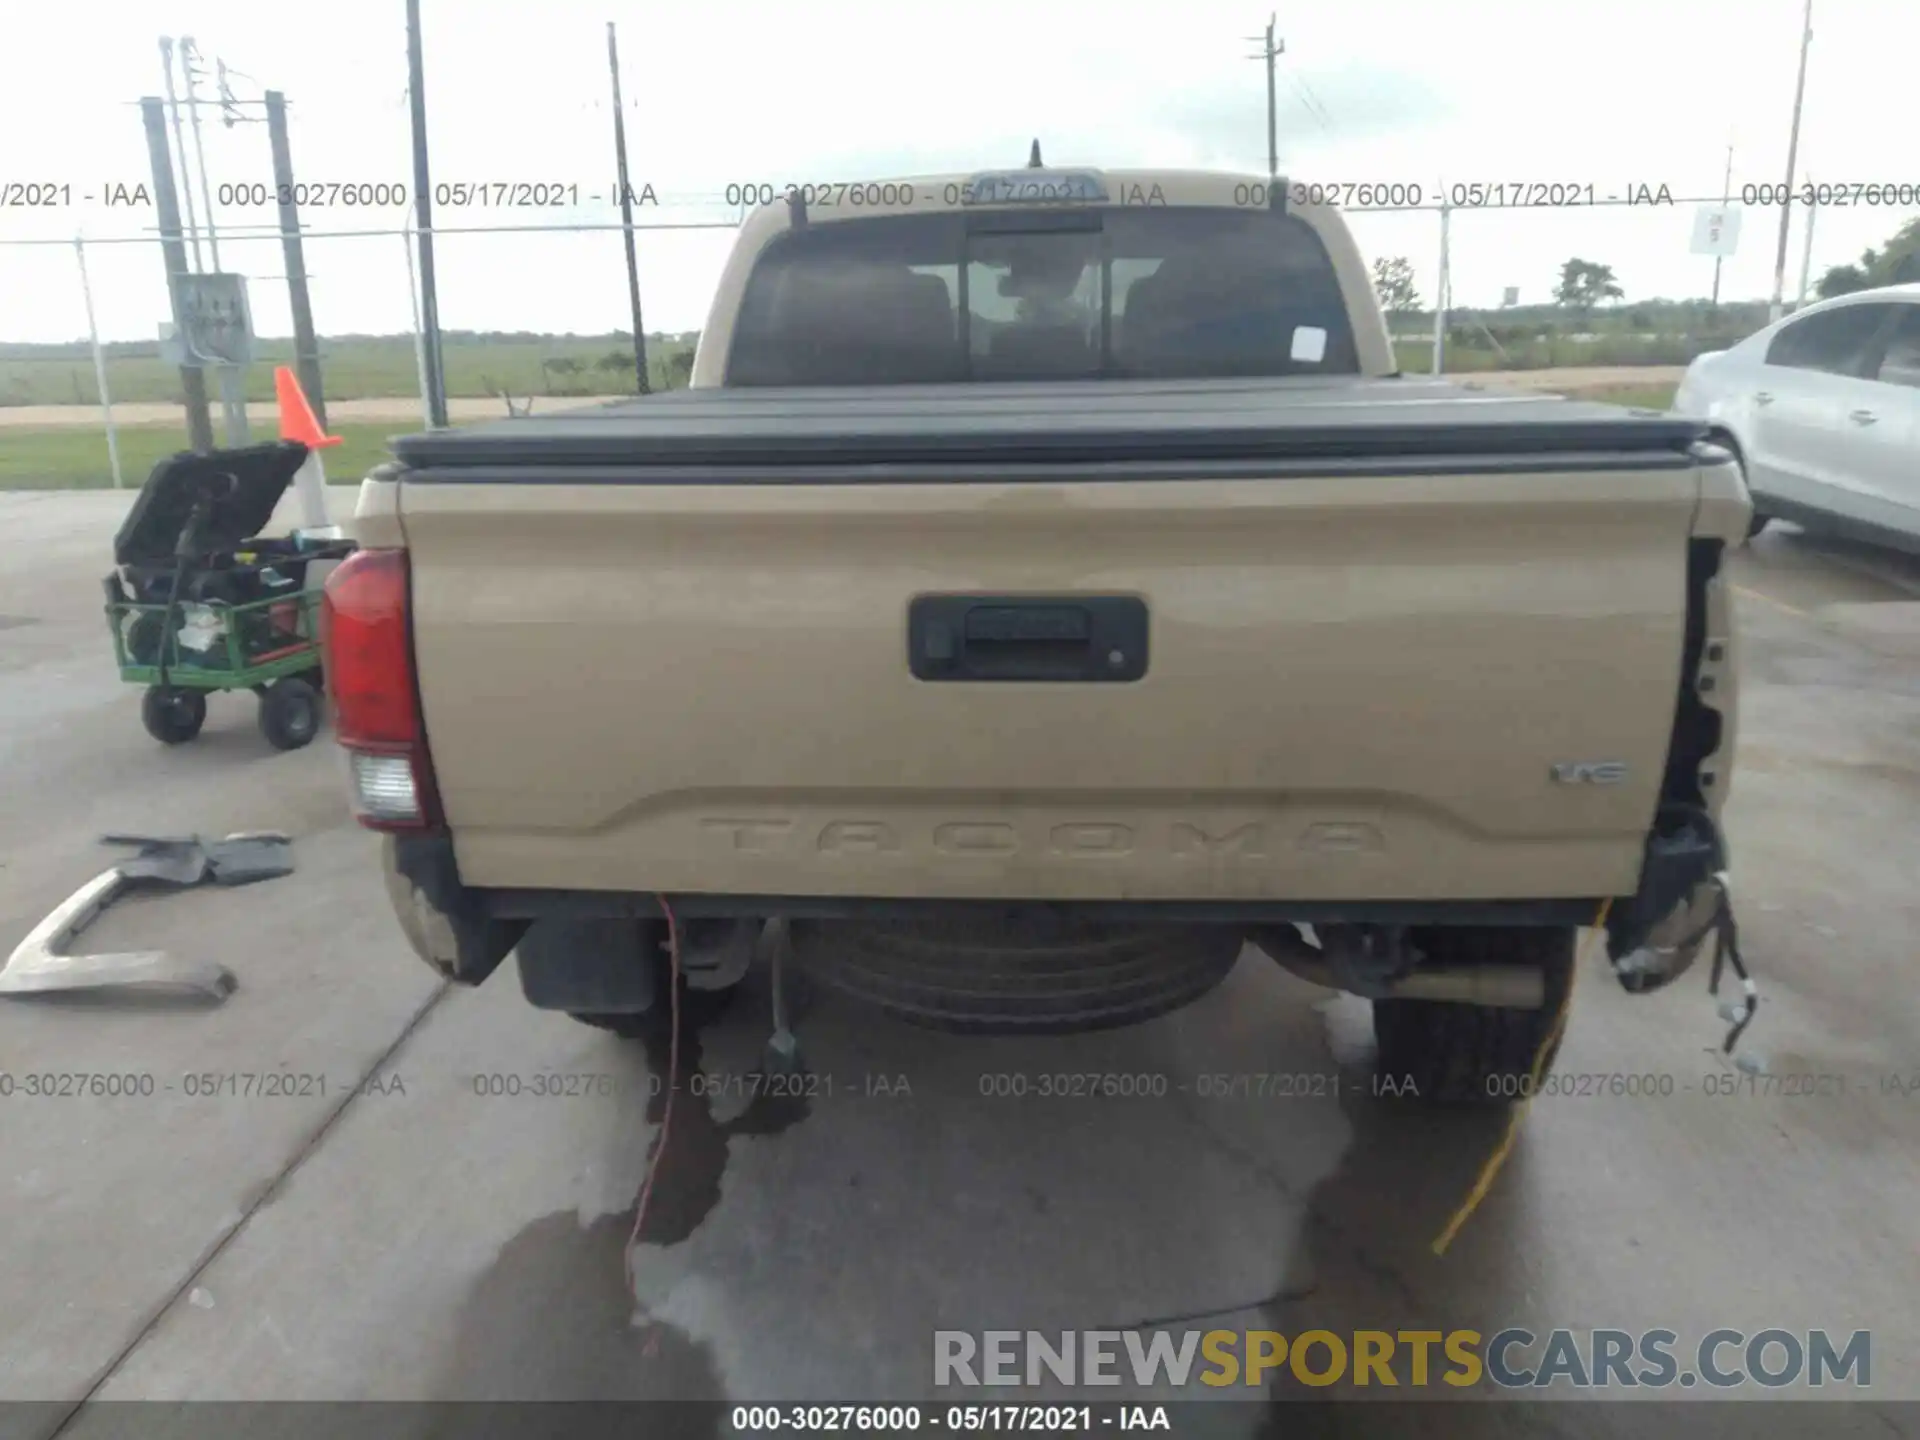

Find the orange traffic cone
[[274, 367, 342, 534]]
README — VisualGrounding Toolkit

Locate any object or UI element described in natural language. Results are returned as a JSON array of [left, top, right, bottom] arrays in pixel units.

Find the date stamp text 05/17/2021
[[7, 176, 1920, 211]]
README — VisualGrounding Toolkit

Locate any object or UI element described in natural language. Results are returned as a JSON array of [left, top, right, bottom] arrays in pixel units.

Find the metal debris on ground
[[0, 832, 295, 1003]]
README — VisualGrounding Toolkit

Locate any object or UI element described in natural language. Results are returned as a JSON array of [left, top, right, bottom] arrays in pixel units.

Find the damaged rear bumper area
[[380, 823, 1731, 1029]]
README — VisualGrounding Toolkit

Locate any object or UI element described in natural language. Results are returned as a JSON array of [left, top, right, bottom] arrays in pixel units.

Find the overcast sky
[[2, 0, 1915, 345]]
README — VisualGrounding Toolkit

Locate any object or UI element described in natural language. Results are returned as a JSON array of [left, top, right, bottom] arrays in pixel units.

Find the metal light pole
[[405, 0, 449, 428], [74, 238, 124, 489], [1711, 143, 1733, 310], [1768, 0, 1813, 324], [1797, 179, 1819, 307], [402, 220, 433, 429], [607, 21, 650, 394], [158, 38, 204, 271]]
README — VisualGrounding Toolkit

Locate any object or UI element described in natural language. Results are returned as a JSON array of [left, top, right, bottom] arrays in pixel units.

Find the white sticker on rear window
[[1291, 326, 1328, 363]]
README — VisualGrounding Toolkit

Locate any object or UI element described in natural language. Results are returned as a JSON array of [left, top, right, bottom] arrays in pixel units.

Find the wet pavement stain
[[431, 1208, 724, 1406], [628, 1011, 813, 1247], [426, 996, 812, 1426]]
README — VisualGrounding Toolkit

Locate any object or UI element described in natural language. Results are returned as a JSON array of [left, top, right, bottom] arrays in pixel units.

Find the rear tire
[[258, 677, 321, 751], [141, 686, 206, 745], [1746, 510, 1771, 540], [1371, 927, 1577, 1106]]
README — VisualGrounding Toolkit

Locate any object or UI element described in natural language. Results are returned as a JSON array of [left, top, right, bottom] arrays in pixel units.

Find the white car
[[1672, 283, 1920, 551]]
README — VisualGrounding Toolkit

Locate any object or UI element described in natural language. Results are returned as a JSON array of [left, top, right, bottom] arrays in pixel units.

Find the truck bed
[[390, 376, 1707, 474], [384, 376, 1723, 906]]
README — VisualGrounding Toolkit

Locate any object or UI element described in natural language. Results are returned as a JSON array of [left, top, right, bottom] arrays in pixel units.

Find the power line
[[157, 38, 203, 271], [1290, 76, 1331, 131], [1295, 74, 1334, 129], [178, 37, 223, 271]]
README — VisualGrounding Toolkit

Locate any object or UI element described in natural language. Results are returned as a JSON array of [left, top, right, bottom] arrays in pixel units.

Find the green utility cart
[[102, 442, 356, 751]]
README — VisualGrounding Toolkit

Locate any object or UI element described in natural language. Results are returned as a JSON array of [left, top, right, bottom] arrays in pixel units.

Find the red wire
[[625, 895, 681, 1306]]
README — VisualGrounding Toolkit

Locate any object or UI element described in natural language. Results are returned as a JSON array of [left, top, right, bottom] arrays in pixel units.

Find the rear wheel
[[141, 686, 206, 745], [1371, 927, 1577, 1106], [258, 677, 321, 750], [1746, 510, 1772, 540]]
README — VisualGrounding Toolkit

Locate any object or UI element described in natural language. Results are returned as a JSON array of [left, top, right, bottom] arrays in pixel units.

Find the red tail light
[[321, 548, 443, 832]]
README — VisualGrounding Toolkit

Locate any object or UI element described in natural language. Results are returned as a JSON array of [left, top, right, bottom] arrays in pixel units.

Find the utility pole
[[179, 38, 222, 271], [606, 22, 650, 395], [179, 34, 246, 445], [1710, 143, 1733, 311], [141, 96, 215, 453], [1796, 178, 1818, 308], [266, 90, 326, 428], [402, 222, 434, 429], [158, 38, 204, 272], [1246, 15, 1283, 183], [1769, 0, 1813, 324], [1431, 200, 1452, 376], [405, 0, 449, 428]]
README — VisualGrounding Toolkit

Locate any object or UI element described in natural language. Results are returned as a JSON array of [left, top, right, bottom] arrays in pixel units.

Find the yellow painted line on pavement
[[1733, 584, 1812, 621]]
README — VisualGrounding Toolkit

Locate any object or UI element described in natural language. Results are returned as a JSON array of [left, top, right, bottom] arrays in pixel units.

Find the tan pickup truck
[[324, 164, 1751, 1102]]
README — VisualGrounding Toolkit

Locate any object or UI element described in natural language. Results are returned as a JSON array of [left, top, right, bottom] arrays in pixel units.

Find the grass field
[[0, 423, 407, 491], [0, 335, 700, 409], [0, 334, 1700, 411], [0, 380, 1682, 491]]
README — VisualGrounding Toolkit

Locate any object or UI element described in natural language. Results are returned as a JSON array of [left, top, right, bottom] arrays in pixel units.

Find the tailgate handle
[[909, 595, 1148, 682]]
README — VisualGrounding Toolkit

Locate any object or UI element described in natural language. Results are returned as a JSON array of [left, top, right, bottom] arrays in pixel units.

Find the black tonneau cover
[[391, 376, 1707, 474]]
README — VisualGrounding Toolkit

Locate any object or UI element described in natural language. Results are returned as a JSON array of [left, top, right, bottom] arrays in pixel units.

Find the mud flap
[[514, 916, 664, 1014], [512, 915, 759, 1013]]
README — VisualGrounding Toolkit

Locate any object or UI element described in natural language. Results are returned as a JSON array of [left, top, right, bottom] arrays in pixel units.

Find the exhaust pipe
[[1253, 926, 1545, 1009]]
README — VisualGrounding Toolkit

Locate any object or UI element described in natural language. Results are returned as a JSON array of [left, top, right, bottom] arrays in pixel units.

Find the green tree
[[1864, 217, 1920, 285], [1816, 263, 1873, 299], [1371, 255, 1421, 316], [1553, 258, 1624, 318], [1815, 216, 1920, 298], [665, 349, 695, 388]]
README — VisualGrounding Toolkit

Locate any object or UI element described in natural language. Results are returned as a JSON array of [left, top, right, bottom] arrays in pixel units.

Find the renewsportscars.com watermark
[[935, 1328, 1872, 1390]]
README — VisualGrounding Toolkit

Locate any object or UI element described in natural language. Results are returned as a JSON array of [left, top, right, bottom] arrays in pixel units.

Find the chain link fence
[[0, 184, 1851, 488]]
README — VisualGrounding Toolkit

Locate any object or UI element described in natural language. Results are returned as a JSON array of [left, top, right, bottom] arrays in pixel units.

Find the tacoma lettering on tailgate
[[699, 818, 1388, 859]]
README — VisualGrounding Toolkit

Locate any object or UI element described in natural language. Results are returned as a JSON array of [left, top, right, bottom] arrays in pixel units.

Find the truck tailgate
[[397, 452, 1702, 902]]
